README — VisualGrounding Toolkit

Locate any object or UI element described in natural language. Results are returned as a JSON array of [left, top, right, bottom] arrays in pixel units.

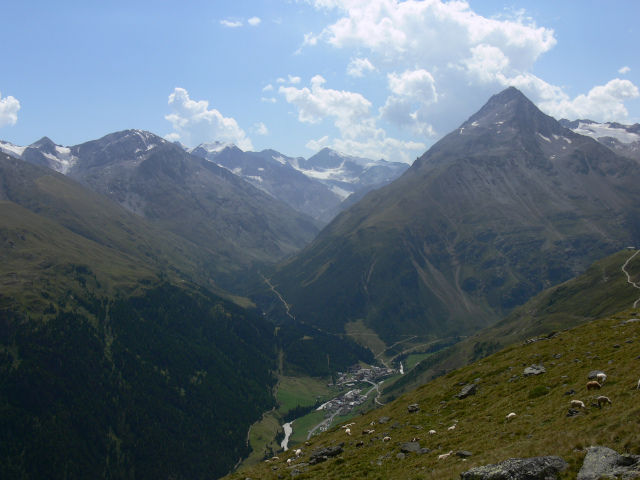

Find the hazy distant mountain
[[263, 87, 640, 343], [189, 142, 341, 222], [187, 142, 409, 224], [2, 130, 320, 281], [559, 118, 640, 161]]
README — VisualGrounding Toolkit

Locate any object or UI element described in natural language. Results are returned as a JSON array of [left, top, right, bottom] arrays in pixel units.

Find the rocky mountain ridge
[[262, 87, 640, 344]]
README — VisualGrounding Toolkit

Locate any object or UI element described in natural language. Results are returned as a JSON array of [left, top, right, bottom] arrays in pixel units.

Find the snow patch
[[231, 167, 242, 176], [199, 142, 234, 154], [272, 155, 286, 165], [331, 185, 352, 200], [246, 175, 263, 183], [573, 122, 640, 144], [0, 141, 26, 158], [537, 133, 551, 142], [471, 121, 479, 127]]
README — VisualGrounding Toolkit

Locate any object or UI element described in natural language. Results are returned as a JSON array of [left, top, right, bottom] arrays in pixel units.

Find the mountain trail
[[621, 250, 640, 308]]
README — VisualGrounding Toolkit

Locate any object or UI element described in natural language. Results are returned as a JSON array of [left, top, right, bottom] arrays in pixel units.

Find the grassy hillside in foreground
[[228, 308, 640, 480], [382, 249, 640, 398]]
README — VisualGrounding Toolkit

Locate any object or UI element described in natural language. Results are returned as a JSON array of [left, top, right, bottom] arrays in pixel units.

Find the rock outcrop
[[576, 446, 640, 480], [460, 455, 568, 479]]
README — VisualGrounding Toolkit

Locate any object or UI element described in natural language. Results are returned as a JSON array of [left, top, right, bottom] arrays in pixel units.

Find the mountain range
[[2, 86, 640, 479], [1, 135, 408, 226]]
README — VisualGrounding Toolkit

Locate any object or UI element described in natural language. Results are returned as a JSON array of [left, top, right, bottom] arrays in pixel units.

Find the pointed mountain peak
[[30, 136, 59, 155], [460, 86, 565, 139]]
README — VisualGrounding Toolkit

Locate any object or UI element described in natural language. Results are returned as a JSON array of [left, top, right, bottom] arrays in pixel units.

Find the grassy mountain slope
[[385, 248, 640, 397], [229, 308, 640, 480], [0, 152, 373, 479], [263, 88, 640, 345]]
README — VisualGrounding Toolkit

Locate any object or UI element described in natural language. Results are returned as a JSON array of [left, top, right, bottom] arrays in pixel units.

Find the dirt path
[[622, 250, 640, 308]]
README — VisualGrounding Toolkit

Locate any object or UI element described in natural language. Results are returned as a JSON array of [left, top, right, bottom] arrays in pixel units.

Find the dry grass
[[228, 310, 640, 479]]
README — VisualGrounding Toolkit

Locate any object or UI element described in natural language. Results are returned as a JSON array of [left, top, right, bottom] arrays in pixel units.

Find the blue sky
[[1, 0, 638, 163]]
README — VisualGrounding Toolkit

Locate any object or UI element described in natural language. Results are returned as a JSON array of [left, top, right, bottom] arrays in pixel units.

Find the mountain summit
[[264, 87, 640, 344]]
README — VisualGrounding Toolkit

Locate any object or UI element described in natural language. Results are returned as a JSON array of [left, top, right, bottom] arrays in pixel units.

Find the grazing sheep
[[355, 441, 364, 447], [287, 458, 292, 466], [597, 396, 612, 408], [370, 421, 376, 426], [295, 449, 302, 457], [411, 437, 420, 442], [587, 381, 602, 390], [438, 451, 454, 460], [570, 400, 585, 409], [345, 428, 351, 435], [596, 373, 607, 384], [429, 429, 436, 435], [383, 436, 391, 442], [272, 456, 279, 460], [506, 412, 517, 420], [340, 425, 349, 429], [448, 425, 456, 431], [264, 460, 271, 463]]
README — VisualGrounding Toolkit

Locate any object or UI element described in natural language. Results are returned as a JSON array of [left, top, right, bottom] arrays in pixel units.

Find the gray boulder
[[587, 370, 605, 380], [523, 364, 547, 376], [407, 403, 420, 413], [308, 443, 344, 465], [400, 442, 421, 454], [577, 446, 640, 480], [460, 455, 568, 479], [456, 384, 477, 399]]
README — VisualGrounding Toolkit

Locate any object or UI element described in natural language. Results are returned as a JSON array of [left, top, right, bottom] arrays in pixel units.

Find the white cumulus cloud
[[248, 17, 261, 26], [280, 76, 425, 162], [165, 87, 253, 150], [255, 123, 269, 135], [220, 19, 242, 28], [0, 92, 20, 127], [347, 58, 375, 77], [540, 79, 640, 122], [619, 66, 631, 75]]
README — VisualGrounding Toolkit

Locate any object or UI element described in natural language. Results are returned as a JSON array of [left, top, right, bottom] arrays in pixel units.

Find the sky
[[1, 0, 639, 163]]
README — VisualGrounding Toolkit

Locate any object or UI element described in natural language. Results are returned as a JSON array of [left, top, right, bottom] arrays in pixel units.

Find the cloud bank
[[285, 0, 639, 161], [165, 88, 253, 150]]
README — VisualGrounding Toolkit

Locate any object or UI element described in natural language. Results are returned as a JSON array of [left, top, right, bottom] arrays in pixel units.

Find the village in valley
[[317, 364, 397, 418]]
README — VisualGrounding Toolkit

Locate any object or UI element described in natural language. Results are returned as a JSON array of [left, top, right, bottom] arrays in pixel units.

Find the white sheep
[[345, 428, 351, 435], [438, 450, 454, 460], [447, 425, 456, 431], [570, 400, 585, 409], [506, 412, 516, 420], [586, 381, 602, 391], [272, 456, 279, 460], [596, 373, 607, 384], [428, 429, 436, 435], [295, 448, 302, 457], [383, 436, 391, 442], [287, 458, 292, 466], [597, 396, 612, 408]]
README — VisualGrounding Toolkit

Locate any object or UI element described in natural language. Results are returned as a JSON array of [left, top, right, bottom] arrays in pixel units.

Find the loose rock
[[523, 364, 547, 376], [407, 404, 420, 413], [460, 455, 568, 480]]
